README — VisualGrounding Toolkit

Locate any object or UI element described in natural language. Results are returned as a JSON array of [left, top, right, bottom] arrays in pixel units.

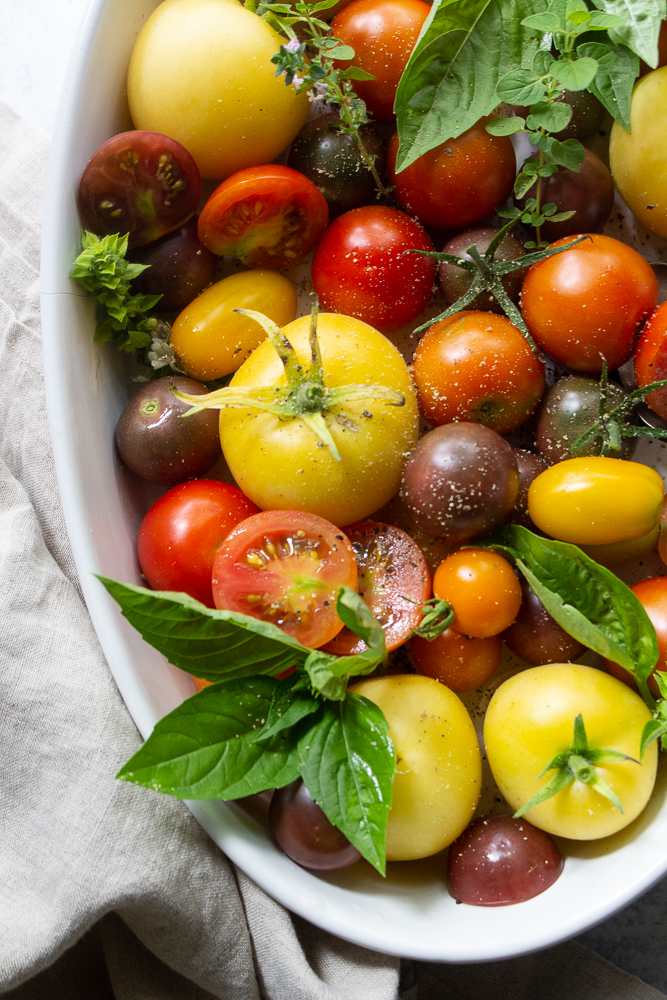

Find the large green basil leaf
[[577, 40, 637, 132], [116, 677, 300, 798], [298, 695, 394, 874], [393, 0, 546, 173], [589, 0, 666, 66]]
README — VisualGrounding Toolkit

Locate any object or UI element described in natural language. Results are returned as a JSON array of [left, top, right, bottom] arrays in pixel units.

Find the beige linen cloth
[[1, 97, 666, 1000]]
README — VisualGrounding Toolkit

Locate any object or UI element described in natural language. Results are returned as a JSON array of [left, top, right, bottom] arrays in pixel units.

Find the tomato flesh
[[212, 511, 358, 647]]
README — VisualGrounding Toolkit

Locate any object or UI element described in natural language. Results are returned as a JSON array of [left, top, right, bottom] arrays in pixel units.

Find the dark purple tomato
[[269, 780, 362, 871], [401, 423, 519, 541], [534, 375, 636, 464], [509, 449, 549, 527], [115, 376, 221, 485], [516, 89, 606, 142], [447, 814, 564, 906], [518, 148, 614, 242], [502, 576, 586, 665], [127, 216, 217, 312], [438, 227, 526, 312], [78, 130, 202, 247], [287, 112, 387, 219]]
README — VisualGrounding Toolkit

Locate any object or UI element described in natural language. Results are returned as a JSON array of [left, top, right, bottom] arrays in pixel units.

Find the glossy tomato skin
[[534, 376, 635, 464], [198, 165, 329, 269], [387, 122, 516, 230], [127, 0, 309, 179], [321, 521, 430, 655], [311, 206, 435, 333], [502, 577, 585, 666], [447, 815, 563, 906], [212, 510, 357, 647], [528, 456, 664, 546], [127, 216, 217, 312], [432, 549, 522, 639], [171, 270, 298, 381], [635, 302, 667, 419], [330, 0, 431, 121], [485, 664, 657, 839], [137, 481, 260, 607], [604, 577, 667, 697], [78, 131, 202, 247], [411, 312, 545, 434], [521, 234, 658, 373], [269, 780, 361, 870], [508, 449, 549, 527], [411, 629, 501, 693], [518, 149, 614, 243], [439, 227, 526, 312], [220, 313, 419, 525]]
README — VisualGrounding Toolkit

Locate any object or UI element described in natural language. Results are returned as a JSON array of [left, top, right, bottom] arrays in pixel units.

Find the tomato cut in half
[[197, 165, 329, 269], [212, 510, 358, 647], [321, 521, 431, 656]]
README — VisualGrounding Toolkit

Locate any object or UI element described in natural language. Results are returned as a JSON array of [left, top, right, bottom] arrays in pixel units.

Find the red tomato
[[411, 628, 501, 693], [137, 480, 260, 607], [387, 122, 516, 230], [634, 301, 667, 419], [604, 576, 667, 697], [198, 165, 329, 269], [331, 0, 431, 121], [311, 206, 435, 332], [433, 549, 522, 639], [78, 131, 202, 246], [212, 511, 358, 647], [321, 520, 431, 655], [411, 311, 545, 434], [521, 234, 658, 373]]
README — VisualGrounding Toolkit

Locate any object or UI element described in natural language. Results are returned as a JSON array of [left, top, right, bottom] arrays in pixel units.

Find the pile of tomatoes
[[78, 0, 667, 904]]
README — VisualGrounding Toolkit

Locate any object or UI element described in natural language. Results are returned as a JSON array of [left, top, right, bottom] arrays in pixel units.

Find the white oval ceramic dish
[[41, 0, 667, 961]]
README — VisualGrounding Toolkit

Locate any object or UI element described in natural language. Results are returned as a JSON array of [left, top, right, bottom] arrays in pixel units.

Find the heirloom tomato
[[432, 549, 522, 639], [411, 628, 502, 693], [634, 302, 667, 420], [484, 664, 657, 840], [604, 577, 667, 698], [217, 313, 419, 525], [127, 0, 309, 179], [350, 675, 481, 860], [528, 457, 664, 546], [211, 510, 357, 647], [128, 217, 217, 313]]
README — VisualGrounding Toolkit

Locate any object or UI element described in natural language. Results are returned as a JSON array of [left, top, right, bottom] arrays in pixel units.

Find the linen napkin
[[1, 96, 666, 1000]]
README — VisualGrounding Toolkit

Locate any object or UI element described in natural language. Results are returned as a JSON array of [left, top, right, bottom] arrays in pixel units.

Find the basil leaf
[[394, 0, 546, 173], [256, 672, 320, 742], [484, 525, 659, 692], [98, 577, 308, 681], [298, 695, 394, 874], [116, 677, 300, 798], [303, 646, 382, 701], [336, 586, 387, 654], [590, 0, 666, 66], [551, 55, 599, 90], [640, 717, 667, 759], [577, 40, 636, 132]]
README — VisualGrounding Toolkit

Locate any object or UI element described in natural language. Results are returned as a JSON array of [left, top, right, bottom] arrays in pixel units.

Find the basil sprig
[[483, 525, 659, 709], [103, 578, 395, 873]]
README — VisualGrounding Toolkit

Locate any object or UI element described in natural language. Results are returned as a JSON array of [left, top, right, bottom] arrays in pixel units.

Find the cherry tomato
[[411, 311, 545, 434], [508, 449, 549, 528], [635, 302, 667, 420], [534, 376, 635, 464], [211, 510, 358, 647], [502, 577, 585, 666], [438, 227, 526, 313], [78, 131, 202, 247], [433, 549, 522, 639], [387, 121, 516, 230], [322, 521, 430, 656], [137, 481, 260, 607], [411, 629, 501, 692], [330, 0, 431, 121], [198, 165, 329, 269], [269, 779, 361, 870], [604, 577, 667, 698], [310, 206, 435, 333], [521, 234, 658, 373], [447, 815, 563, 906], [127, 216, 217, 313], [518, 149, 614, 244]]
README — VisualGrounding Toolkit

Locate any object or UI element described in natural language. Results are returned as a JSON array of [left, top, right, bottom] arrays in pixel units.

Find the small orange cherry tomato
[[411, 628, 502, 692], [432, 549, 522, 638]]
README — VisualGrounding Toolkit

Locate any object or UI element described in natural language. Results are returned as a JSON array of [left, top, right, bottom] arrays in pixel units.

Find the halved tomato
[[321, 521, 431, 655], [197, 165, 329, 269], [211, 510, 357, 647]]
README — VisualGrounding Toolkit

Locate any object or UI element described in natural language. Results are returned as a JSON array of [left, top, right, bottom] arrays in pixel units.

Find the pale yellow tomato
[[610, 67, 667, 237], [127, 0, 310, 179], [350, 675, 482, 861], [171, 270, 298, 380]]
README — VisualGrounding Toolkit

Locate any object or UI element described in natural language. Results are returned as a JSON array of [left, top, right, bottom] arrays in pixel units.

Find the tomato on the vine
[[212, 510, 358, 647], [432, 549, 522, 638], [198, 165, 329, 269]]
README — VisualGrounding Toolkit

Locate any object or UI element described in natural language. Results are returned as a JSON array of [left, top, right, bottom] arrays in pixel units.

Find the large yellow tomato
[[218, 313, 419, 525], [127, 0, 310, 179], [484, 664, 657, 840], [528, 456, 664, 546], [350, 675, 482, 861], [610, 67, 667, 237], [171, 270, 298, 380]]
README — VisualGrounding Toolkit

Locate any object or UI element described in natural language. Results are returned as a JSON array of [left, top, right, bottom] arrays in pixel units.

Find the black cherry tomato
[[270, 779, 361, 870], [128, 216, 217, 313]]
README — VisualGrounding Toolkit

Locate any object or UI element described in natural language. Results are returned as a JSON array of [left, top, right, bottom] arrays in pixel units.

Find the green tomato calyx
[[514, 713, 637, 819], [173, 304, 405, 462], [409, 598, 455, 641]]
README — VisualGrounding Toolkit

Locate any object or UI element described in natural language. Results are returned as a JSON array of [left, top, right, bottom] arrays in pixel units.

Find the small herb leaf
[[577, 40, 637, 132], [590, 0, 667, 66]]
